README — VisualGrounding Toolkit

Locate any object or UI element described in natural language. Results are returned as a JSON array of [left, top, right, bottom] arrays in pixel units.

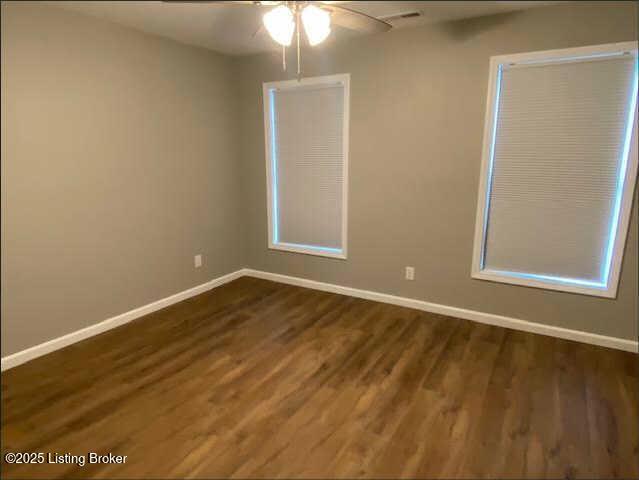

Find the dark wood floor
[[1, 277, 637, 479]]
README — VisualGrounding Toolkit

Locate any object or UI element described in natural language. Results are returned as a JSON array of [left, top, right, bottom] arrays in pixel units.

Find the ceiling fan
[[164, 1, 392, 79]]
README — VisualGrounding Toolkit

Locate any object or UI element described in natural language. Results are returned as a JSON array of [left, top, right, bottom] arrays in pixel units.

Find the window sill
[[471, 268, 615, 298], [269, 242, 347, 260]]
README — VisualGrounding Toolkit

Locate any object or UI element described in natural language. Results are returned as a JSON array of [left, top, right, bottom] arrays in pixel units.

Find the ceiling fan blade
[[251, 23, 265, 38], [161, 1, 279, 5], [321, 4, 392, 34]]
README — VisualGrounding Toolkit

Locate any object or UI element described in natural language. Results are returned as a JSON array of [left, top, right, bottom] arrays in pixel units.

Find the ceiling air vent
[[380, 11, 422, 22]]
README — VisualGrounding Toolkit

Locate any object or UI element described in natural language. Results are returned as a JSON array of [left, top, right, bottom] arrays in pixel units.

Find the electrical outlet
[[194, 254, 202, 268], [405, 266, 415, 280]]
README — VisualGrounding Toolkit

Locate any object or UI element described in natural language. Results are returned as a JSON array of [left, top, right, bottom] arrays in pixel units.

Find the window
[[472, 42, 638, 298], [263, 74, 349, 259]]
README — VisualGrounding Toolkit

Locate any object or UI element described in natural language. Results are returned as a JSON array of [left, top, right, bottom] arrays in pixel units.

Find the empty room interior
[[1, 1, 638, 479]]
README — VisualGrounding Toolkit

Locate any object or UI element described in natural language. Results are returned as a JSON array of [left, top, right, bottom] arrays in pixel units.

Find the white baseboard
[[243, 269, 639, 353], [3, 267, 636, 372], [1, 270, 245, 371]]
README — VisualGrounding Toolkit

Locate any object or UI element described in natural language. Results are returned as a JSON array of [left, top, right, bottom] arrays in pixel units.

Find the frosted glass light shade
[[263, 5, 295, 46], [302, 5, 331, 46]]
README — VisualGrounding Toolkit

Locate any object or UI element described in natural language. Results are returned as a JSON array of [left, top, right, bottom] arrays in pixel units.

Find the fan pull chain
[[282, 45, 286, 71], [296, 4, 301, 81]]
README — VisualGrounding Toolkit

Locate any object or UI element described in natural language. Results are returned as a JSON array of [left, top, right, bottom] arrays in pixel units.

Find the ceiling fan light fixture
[[301, 4, 331, 46], [263, 5, 295, 46]]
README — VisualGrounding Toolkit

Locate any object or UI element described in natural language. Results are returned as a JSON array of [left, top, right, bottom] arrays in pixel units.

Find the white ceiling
[[47, 1, 567, 56]]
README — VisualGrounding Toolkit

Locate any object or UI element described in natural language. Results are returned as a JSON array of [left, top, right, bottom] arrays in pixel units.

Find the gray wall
[[1, 3, 243, 355], [237, 2, 639, 340]]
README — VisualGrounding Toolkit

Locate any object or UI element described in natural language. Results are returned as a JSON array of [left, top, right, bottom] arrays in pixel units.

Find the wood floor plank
[[1, 277, 637, 479]]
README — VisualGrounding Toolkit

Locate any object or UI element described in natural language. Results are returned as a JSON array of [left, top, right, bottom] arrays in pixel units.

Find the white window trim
[[471, 42, 639, 298], [263, 73, 350, 260]]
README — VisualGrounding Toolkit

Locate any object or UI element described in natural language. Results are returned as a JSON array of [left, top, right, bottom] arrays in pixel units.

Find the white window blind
[[472, 43, 638, 297], [263, 74, 349, 259]]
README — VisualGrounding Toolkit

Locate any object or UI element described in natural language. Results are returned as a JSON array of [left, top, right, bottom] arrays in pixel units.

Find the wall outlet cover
[[405, 266, 415, 280]]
